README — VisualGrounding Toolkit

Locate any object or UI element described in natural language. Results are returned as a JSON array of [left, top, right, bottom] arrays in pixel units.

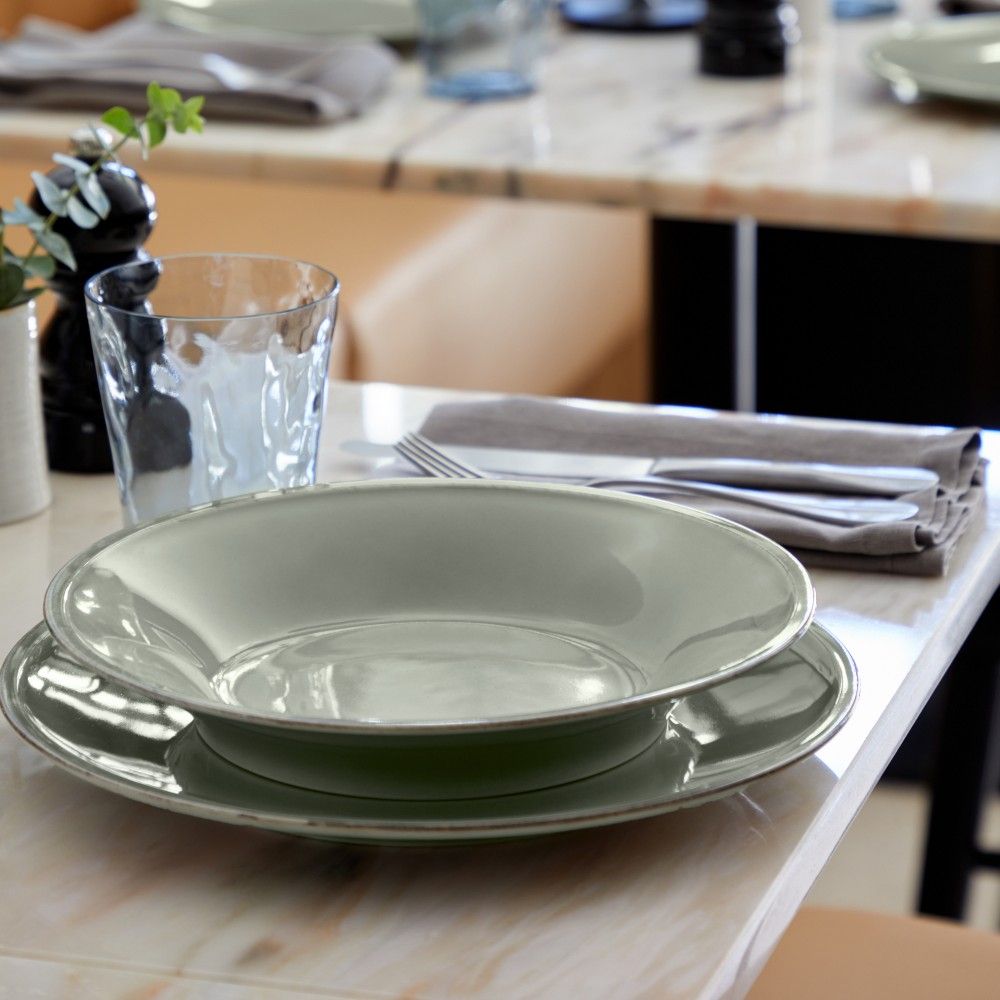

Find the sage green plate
[[1, 622, 856, 845], [141, 0, 420, 42], [868, 15, 1000, 105], [45, 480, 814, 747]]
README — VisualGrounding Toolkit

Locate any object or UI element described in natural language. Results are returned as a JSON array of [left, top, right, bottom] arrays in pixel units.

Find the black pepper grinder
[[699, 0, 799, 77], [30, 127, 158, 473]]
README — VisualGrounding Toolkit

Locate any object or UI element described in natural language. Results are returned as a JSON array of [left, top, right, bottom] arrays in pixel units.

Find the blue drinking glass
[[833, 0, 898, 17], [417, 0, 550, 100]]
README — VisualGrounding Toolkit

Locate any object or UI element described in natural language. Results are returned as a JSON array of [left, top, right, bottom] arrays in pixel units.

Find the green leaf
[[66, 195, 99, 229], [147, 81, 181, 115], [145, 116, 167, 148], [76, 172, 111, 219], [6, 286, 46, 309], [161, 87, 182, 112], [101, 106, 140, 138], [35, 228, 76, 271], [146, 80, 165, 113], [180, 96, 206, 133], [173, 103, 205, 134], [21, 255, 55, 279], [31, 171, 69, 217], [1, 198, 45, 227], [0, 263, 25, 310], [51, 153, 91, 174]]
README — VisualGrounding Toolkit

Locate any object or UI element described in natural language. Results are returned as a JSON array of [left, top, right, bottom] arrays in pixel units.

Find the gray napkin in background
[[419, 398, 986, 577], [0, 15, 397, 124]]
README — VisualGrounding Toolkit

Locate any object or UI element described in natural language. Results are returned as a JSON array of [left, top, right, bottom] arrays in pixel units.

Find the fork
[[393, 432, 920, 527]]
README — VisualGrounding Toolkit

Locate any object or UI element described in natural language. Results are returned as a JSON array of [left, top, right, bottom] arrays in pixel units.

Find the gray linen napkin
[[0, 15, 397, 124], [419, 398, 986, 577]]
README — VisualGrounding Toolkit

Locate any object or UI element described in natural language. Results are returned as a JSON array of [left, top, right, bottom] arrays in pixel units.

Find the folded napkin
[[419, 398, 986, 577], [0, 15, 397, 124]]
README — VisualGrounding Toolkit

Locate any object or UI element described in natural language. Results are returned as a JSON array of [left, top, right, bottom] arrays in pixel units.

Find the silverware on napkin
[[343, 440, 939, 495], [392, 433, 920, 527]]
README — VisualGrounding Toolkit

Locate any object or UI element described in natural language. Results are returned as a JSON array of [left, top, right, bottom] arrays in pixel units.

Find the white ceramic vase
[[0, 301, 51, 525]]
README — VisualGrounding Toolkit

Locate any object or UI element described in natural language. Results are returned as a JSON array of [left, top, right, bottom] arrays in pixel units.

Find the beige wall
[[0, 157, 649, 400]]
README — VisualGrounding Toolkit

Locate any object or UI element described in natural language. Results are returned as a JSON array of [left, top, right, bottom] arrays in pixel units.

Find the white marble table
[[0, 380, 998, 999], [0, 1, 992, 242]]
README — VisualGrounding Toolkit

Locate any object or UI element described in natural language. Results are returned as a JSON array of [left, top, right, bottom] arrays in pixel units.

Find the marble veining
[[2, 2, 996, 240], [0, 381, 999, 998]]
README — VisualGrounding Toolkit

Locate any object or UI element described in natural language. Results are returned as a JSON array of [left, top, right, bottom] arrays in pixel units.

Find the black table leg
[[650, 218, 737, 407], [650, 217, 1000, 917], [918, 586, 1000, 919]]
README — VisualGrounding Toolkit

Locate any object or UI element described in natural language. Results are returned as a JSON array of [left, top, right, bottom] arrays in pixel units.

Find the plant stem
[[22, 128, 133, 264]]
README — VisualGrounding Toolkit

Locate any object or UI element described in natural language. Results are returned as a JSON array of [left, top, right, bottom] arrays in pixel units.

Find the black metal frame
[[650, 216, 1000, 922], [918, 587, 1000, 919], [650, 218, 737, 408]]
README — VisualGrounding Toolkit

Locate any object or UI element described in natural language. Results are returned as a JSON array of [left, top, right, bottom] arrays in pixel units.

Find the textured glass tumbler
[[85, 254, 339, 525], [417, 0, 549, 100]]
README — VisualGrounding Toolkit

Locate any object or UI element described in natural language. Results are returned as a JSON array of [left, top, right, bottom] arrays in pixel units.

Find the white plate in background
[[868, 14, 1000, 104], [142, 0, 420, 42]]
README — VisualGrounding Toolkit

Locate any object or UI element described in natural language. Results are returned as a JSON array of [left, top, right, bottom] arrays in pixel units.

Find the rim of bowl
[[44, 478, 816, 736], [83, 252, 340, 323]]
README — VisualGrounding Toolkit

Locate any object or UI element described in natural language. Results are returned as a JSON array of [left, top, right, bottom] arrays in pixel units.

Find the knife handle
[[648, 458, 939, 496]]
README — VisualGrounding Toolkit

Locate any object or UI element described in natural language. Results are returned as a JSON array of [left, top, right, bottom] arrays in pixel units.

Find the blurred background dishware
[[140, 0, 422, 40], [559, 0, 704, 30], [85, 253, 338, 524], [833, 0, 898, 18], [416, 0, 549, 99], [867, 14, 1000, 104]]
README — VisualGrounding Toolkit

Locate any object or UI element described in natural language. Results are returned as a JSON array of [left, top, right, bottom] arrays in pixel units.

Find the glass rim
[[84, 252, 340, 323]]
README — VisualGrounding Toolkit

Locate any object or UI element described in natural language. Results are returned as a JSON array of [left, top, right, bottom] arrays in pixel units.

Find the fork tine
[[416, 433, 489, 478], [396, 436, 472, 479], [403, 433, 488, 479], [402, 433, 474, 477], [397, 435, 456, 478], [393, 438, 460, 479]]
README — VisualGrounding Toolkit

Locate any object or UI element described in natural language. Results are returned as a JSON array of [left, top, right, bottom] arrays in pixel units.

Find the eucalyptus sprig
[[0, 82, 205, 312]]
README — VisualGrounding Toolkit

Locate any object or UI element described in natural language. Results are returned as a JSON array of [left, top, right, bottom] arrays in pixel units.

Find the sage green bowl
[[44, 479, 814, 799]]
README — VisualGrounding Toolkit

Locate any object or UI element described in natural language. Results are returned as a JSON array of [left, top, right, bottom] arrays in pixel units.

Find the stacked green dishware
[[2, 479, 856, 844]]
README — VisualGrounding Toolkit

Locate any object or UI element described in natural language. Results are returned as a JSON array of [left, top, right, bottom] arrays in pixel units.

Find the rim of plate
[[867, 15, 1000, 104], [44, 478, 815, 736], [0, 621, 856, 839]]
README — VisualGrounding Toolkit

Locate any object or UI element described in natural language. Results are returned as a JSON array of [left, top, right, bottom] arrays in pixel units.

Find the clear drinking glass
[[85, 253, 339, 525], [417, 0, 549, 100]]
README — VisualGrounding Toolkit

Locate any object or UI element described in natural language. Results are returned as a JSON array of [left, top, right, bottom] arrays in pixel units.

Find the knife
[[341, 441, 939, 496]]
